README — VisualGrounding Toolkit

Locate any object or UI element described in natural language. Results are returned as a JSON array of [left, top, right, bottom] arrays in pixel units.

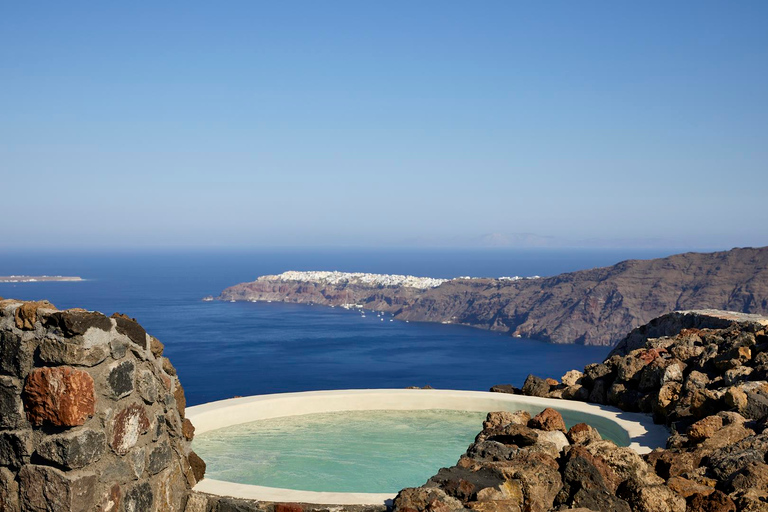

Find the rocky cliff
[[219, 247, 768, 346]]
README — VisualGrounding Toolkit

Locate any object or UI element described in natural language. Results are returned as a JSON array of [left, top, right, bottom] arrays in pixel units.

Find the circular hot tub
[[187, 389, 669, 505]]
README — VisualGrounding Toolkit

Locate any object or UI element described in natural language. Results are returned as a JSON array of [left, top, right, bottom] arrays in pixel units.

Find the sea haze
[[0, 248, 678, 405]]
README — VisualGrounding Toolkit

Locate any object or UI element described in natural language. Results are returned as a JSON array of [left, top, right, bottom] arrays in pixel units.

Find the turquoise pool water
[[194, 409, 486, 493], [193, 407, 627, 493]]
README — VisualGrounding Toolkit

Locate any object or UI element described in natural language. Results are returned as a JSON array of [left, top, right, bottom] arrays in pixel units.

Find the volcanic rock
[[521, 375, 550, 397], [188, 451, 206, 482], [566, 423, 602, 445], [111, 313, 147, 348], [14, 300, 55, 330], [23, 366, 95, 427], [687, 490, 737, 512], [44, 310, 112, 337], [18, 464, 97, 512], [34, 428, 106, 470], [110, 403, 150, 455], [687, 415, 724, 443], [528, 408, 566, 433], [0, 430, 33, 469], [483, 411, 530, 430]]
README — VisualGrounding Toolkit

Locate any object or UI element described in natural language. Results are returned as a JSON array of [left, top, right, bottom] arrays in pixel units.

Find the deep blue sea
[[0, 248, 677, 405]]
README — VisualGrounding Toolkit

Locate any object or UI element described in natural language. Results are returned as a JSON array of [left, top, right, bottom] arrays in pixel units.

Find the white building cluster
[[258, 271, 541, 289], [259, 271, 450, 289]]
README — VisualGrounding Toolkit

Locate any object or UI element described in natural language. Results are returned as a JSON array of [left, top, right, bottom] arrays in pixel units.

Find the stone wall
[[0, 299, 204, 511]]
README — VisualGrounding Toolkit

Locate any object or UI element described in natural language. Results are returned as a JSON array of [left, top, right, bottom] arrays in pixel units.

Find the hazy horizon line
[[0, 243, 758, 254]]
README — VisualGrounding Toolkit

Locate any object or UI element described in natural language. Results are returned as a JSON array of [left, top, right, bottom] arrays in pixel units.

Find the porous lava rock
[[401, 311, 768, 512], [528, 408, 566, 433]]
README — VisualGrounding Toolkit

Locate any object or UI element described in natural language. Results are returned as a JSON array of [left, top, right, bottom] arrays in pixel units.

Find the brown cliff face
[[219, 247, 768, 346]]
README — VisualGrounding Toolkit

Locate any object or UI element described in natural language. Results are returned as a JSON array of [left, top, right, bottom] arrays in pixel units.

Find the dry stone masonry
[[0, 299, 203, 512]]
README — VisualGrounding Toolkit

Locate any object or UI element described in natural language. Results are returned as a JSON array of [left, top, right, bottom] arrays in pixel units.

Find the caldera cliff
[[219, 246, 768, 346]]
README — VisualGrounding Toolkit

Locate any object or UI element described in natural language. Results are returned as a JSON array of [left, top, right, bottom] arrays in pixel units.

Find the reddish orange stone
[[528, 407, 567, 433], [14, 300, 56, 330], [275, 503, 304, 512], [637, 348, 667, 364], [182, 418, 195, 441], [23, 367, 95, 427]]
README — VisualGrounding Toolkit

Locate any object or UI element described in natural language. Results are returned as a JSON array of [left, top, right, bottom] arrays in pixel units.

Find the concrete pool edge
[[192, 479, 396, 506], [187, 389, 670, 505]]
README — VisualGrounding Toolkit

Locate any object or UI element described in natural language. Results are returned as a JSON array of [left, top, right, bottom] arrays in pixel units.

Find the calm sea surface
[[0, 248, 676, 405]]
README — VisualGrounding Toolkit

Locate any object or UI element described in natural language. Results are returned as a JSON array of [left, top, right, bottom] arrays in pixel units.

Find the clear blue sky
[[1, 1, 766, 249]]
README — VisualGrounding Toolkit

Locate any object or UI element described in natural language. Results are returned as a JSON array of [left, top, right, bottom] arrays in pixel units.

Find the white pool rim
[[187, 388, 669, 505]]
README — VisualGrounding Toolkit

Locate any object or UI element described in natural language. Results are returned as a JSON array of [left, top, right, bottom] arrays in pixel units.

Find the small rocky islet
[[1, 297, 767, 511], [0, 276, 83, 283]]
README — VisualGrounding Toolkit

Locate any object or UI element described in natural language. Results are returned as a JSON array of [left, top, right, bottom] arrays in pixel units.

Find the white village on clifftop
[[258, 270, 540, 289]]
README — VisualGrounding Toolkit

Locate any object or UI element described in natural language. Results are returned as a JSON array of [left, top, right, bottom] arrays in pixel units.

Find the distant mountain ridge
[[219, 247, 768, 346]]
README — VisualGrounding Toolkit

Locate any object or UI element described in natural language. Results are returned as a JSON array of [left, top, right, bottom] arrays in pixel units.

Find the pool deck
[[187, 388, 670, 505]]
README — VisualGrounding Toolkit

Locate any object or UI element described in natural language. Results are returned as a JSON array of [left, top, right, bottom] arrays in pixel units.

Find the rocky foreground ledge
[[393, 310, 768, 512], [2, 299, 767, 511]]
